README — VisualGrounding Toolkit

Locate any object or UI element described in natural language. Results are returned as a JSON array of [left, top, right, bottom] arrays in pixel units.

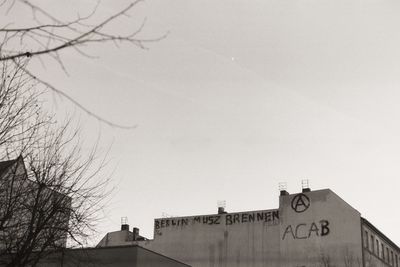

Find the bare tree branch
[[0, 0, 167, 62], [0, 0, 167, 129], [13, 60, 137, 129], [0, 60, 112, 267]]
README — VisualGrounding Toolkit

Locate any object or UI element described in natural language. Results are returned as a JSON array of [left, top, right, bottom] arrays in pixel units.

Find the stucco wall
[[139, 189, 366, 267], [279, 189, 363, 267], [143, 209, 280, 267], [97, 230, 133, 247]]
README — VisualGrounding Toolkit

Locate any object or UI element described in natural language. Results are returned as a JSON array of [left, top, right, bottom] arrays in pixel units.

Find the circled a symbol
[[291, 193, 310, 213]]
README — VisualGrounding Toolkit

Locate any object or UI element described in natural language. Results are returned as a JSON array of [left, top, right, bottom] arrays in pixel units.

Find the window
[[376, 240, 380, 255], [395, 254, 398, 267], [386, 247, 389, 263], [391, 251, 394, 266], [376, 240, 379, 255], [364, 230, 369, 248], [370, 234, 374, 253], [382, 244, 385, 260]]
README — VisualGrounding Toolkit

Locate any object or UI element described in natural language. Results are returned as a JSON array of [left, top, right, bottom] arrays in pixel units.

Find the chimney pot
[[218, 207, 227, 214], [121, 224, 129, 231], [133, 227, 139, 241], [280, 190, 289, 196]]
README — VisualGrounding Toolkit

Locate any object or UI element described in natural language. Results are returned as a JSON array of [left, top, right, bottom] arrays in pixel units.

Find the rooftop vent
[[279, 182, 289, 195], [217, 200, 227, 214], [121, 216, 129, 231], [301, 179, 311, 192]]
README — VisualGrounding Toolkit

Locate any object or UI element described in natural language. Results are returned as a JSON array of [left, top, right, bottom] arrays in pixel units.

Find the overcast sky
[[5, 0, 400, 245]]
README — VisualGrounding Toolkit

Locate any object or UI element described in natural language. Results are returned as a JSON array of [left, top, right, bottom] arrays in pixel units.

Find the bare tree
[[0, 124, 109, 267], [0, 0, 166, 127], [0, 60, 43, 157], [0, 1, 148, 264], [0, 0, 158, 62], [0, 59, 110, 266]]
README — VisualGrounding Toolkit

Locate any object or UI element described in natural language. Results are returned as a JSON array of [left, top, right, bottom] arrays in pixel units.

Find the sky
[[3, 0, 400, 245]]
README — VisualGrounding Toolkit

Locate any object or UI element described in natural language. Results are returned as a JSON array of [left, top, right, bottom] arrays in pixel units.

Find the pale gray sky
[[4, 0, 400, 244]]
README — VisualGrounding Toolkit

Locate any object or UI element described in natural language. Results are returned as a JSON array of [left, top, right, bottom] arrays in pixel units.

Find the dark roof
[[39, 245, 192, 267], [0, 158, 17, 176]]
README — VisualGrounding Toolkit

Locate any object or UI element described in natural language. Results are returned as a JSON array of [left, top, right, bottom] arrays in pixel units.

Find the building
[[36, 245, 191, 267], [98, 187, 399, 267], [0, 157, 71, 265], [97, 220, 149, 248], [0, 157, 190, 267]]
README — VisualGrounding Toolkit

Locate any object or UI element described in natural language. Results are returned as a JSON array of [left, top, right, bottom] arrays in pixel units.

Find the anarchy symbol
[[291, 193, 310, 213]]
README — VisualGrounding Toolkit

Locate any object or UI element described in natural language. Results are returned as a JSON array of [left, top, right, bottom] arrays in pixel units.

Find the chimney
[[132, 227, 139, 241], [280, 190, 289, 196], [121, 216, 129, 231], [218, 206, 227, 214], [279, 182, 288, 196], [217, 200, 227, 214], [301, 179, 311, 193]]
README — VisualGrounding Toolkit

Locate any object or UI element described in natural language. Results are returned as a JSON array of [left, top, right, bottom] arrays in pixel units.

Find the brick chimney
[[132, 227, 140, 241]]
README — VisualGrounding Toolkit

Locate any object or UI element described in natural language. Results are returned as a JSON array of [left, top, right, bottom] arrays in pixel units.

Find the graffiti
[[194, 215, 221, 225], [154, 210, 279, 230], [155, 218, 189, 229], [225, 210, 279, 225], [282, 220, 330, 240], [291, 193, 310, 213]]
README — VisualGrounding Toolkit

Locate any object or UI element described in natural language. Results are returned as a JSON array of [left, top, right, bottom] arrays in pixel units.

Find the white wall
[[137, 189, 365, 267], [279, 189, 363, 267], [144, 209, 280, 267]]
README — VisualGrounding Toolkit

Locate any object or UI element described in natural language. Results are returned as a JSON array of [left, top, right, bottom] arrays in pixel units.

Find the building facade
[[98, 188, 399, 267], [36, 245, 190, 267]]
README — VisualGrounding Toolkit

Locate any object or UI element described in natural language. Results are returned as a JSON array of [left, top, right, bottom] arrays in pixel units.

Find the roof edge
[[361, 217, 400, 252]]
